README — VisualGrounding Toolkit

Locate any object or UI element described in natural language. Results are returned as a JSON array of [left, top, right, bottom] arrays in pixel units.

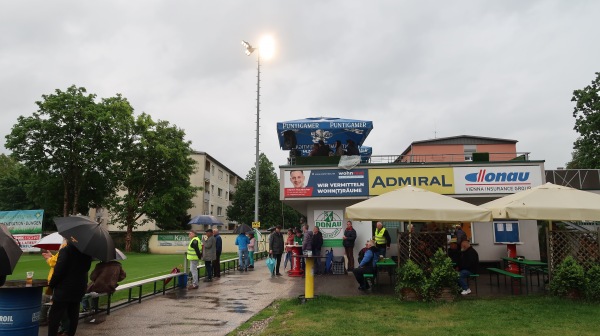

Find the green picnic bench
[[487, 267, 526, 294]]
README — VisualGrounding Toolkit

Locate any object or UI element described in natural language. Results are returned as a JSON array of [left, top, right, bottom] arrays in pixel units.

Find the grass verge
[[231, 295, 600, 336]]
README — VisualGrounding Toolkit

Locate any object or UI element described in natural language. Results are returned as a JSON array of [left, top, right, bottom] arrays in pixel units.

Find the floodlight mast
[[241, 40, 261, 225]]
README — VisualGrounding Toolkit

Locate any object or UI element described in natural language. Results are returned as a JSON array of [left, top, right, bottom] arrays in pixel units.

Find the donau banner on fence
[[0, 209, 44, 252]]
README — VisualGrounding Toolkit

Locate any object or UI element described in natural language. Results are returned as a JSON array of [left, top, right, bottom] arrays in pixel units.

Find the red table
[[286, 245, 304, 277]]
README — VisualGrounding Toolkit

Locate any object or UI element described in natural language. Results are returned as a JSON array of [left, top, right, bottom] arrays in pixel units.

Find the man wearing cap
[[202, 229, 216, 282], [186, 230, 202, 289], [455, 224, 467, 244], [448, 238, 460, 266]]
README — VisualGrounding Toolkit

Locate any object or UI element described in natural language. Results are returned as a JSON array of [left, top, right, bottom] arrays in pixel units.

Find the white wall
[[472, 220, 540, 262]]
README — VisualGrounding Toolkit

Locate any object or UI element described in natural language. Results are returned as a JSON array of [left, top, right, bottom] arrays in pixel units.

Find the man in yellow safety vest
[[186, 230, 202, 289], [373, 222, 391, 258]]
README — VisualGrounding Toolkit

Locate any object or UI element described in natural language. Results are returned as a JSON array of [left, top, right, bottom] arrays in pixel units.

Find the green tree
[[5, 85, 134, 216], [569, 72, 600, 168], [0, 154, 34, 210], [227, 153, 302, 228], [106, 113, 199, 251]]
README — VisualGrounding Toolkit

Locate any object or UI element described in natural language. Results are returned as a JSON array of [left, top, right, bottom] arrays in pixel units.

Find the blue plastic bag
[[266, 255, 275, 275]]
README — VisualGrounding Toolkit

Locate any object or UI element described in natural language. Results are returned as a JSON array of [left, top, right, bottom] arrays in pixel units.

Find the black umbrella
[[233, 223, 253, 234], [188, 215, 223, 226], [55, 216, 116, 262], [0, 224, 22, 275]]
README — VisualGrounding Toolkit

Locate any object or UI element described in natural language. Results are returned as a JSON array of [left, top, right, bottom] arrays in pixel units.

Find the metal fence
[[548, 229, 600, 273], [397, 231, 447, 268]]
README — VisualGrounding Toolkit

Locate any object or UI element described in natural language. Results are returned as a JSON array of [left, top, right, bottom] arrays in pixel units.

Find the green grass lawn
[[232, 295, 600, 336], [7, 252, 238, 304]]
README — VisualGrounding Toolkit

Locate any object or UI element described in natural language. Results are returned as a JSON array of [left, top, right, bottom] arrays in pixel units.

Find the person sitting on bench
[[353, 240, 378, 291], [457, 240, 479, 295]]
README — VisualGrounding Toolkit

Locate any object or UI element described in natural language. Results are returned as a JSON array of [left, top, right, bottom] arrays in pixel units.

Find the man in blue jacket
[[213, 228, 222, 278], [353, 240, 378, 290], [235, 231, 250, 272]]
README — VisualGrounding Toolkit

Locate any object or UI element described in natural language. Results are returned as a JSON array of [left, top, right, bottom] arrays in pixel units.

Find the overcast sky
[[1, 1, 598, 178]]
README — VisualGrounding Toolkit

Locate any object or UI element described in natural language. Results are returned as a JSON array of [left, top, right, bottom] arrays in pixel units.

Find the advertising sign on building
[[314, 210, 344, 247], [453, 166, 543, 194], [0, 210, 44, 252], [157, 234, 189, 247], [368, 168, 455, 195], [284, 169, 369, 198]]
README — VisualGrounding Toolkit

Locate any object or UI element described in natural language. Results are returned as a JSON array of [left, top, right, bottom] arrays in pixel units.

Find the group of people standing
[[234, 229, 256, 272], [186, 228, 223, 289]]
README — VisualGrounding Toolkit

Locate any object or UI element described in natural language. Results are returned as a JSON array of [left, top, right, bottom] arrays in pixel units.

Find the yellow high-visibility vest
[[374, 228, 387, 245], [187, 237, 202, 260]]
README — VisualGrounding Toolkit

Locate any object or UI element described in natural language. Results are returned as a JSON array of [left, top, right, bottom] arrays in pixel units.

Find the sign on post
[[252, 221, 260, 228]]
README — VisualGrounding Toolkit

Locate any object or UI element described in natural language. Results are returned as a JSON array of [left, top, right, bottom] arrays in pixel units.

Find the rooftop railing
[[288, 152, 531, 166]]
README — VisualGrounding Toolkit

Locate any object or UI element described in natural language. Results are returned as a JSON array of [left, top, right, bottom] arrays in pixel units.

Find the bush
[[585, 265, 600, 301], [396, 249, 459, 302], [422, 249, 460, 300], [396, 259, 425, 299], [549, 256, 586, 298]]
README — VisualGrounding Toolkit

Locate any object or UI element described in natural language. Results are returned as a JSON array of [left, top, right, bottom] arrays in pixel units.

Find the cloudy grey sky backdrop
[[1, 1, 598, 178]]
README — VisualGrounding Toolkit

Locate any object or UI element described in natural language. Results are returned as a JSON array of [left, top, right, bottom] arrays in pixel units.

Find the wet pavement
[[38, 261, 380, 336]]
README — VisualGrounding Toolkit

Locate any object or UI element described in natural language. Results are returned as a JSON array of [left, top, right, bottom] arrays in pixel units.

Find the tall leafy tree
[[106, 113, 199, 251], [569, 72, 600, 168], [227, 153, 302, 228], [5, 85, 134, 216]]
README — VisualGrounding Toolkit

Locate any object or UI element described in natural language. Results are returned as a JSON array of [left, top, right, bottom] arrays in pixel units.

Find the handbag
[[266, 255, 276, 275]]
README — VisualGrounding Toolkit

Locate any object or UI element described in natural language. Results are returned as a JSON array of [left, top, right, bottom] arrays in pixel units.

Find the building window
[[217, 207, 223, 216], [210, 205, 214, 215], [226, 191, 229, 200], [464, 145, 477, 161], [211, 185, 214, 194], [218, 188, 223, 198], [218, 169, 223, 180]]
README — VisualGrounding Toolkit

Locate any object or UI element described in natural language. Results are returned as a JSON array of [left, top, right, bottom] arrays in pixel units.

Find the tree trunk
[[63, 177, 69, 217], [72, 174, 80, 215]]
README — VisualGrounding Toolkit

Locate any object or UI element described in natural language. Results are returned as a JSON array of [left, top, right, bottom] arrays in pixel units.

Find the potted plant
[[395, 259, 425, 301], [423, 248, 459, 302], [549, 256, 586, 299]]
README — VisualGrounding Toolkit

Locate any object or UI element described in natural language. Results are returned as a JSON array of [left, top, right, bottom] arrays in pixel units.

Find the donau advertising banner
[[284, 169, 369, 198], [453, 166, 543, 194], [0, 209, 44, 252], [314, 209, 344, 247]]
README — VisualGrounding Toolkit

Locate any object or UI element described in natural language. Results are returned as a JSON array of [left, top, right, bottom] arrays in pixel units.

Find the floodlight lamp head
[[241, 40, 256, 56]]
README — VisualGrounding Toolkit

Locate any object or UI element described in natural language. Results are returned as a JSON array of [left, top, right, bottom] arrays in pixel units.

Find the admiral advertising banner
[[284, 169, 369, 198], [0, 210, 44, 252], [453, 166, 543, 194], [369, 168, 455, 195], [314, 210, 344, 247]]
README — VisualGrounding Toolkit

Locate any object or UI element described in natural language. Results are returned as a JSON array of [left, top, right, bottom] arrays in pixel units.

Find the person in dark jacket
[[457, 240, 479, 295], [346, 139, 360, 155], [48, 241, 92, 336], [354, 240, 378, 290], [343, 221, 357, 271], [269, 226, 285, 276], [447, 238, 461, 267], [312, 226, 324, 275], [213, 228, 222, 278]]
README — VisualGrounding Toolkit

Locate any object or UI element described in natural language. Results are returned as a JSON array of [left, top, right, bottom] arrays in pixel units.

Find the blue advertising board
[[284, 169, 369, 198]]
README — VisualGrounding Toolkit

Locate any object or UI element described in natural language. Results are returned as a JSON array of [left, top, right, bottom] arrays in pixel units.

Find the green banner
[[0, 210, 44, 234], [323, 239, 343, 247]]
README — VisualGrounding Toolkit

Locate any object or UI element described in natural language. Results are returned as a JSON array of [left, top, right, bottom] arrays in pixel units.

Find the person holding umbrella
[[186, 230, 202, 289], [47, 239, 93, 336], [235, 230, 250, 272], [0, 224, 22, 287]]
